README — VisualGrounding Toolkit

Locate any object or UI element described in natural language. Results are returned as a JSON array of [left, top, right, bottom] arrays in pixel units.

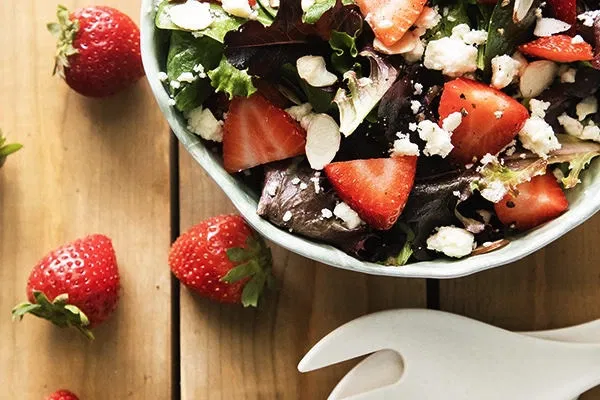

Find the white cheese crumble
[[299, 182, 308, 190], [494, 110, 504, 119], [480, 153, 498, 166], [297, 56, 338, 88], [185, 106, 224, 142], [333, 202, 363, 229], [558, 114, 600, 142], [560, 67, 577, 83], [518, 116, 561, 158], [529, 99, 551, 118], [423, 35, 478, 77], [571, 35, 585, 44], [176, 72, 196, 83], [410, 100, 421, 114], [441, 112, 463, 132], [167, 98, 177, 106], [490, 54, 522, 89], [578, 10, 600, 27], [291, 177, 301, 185], [321, 208, 333, 219], [282, 211, 293, 222], [417, 120, 454, 158], [413, 82, 423, 95], [391, 133, 420, 157], [170, 80, 181, 89], [480, 179, 508, 203], [157, 71, 168, 82], [576, 96, 598, 121], [193, 63, 206, 78], [222, 0, 258, 19], [426, 226, 475, 258], [169, 0, 214, 31], [408, 122, 418, 132]]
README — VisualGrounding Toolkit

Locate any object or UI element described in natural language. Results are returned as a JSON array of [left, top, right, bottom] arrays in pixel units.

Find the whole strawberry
[[12, 234, 120, 339], [45, 389, 79, 400], [169, 215, 273, 307], [48, 5, 144, 97]]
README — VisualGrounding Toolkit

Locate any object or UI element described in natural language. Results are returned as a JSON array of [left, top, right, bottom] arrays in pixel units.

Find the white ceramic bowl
[[140, 0, 600, 278]]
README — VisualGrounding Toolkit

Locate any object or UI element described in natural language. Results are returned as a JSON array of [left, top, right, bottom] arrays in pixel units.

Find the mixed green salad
[[154, 0, 600, 265]]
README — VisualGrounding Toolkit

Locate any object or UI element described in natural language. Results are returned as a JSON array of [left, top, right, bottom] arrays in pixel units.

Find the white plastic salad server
[[298, 309, 600, 400], [328, 317, 600, 400]]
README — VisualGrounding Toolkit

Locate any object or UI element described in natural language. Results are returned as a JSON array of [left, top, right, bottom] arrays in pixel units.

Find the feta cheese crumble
[[413, 82, 423, 95], [391, 133, 420, 156], [417, 120, 454, 158], [480, 179, 508, 203], [441, 112, 462, 132], [426, 226, 475, 258], [494, 110, 504, 119], [423, 26, 480, 77], [490, 55, 522, 89], [578, 10, 600, 27], [518, 116, 561, 158], [558, 114, 600, 142], [410, 100, 421, 114], [157, 71, 168, 82], [169, 0, 214, 31], [282, 211, 293, 222], [222, 0, 258, 19], [170, 80, 181, 89], [576, 97, 598, 121], [333, 202, 363, 229], [185, 106, 224, 142], [571, 35, 585, 44], [321, 208, 333, 219], [529, 99, 551, 118], [560, 67, 576, 83], [176, 72, 196, 83]]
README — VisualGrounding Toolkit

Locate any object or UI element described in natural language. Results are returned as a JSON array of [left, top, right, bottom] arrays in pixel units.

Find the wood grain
[[178, 147, 427, 399], [0, 0, 171, 398], [440, 214, 600, 399]]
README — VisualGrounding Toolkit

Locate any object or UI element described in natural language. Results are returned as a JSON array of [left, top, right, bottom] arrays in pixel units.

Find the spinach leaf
[[483, 0, 540, 71], [167, 32, 223, 112], [281, 64, 336, 113], [426, 0, 470, 40]]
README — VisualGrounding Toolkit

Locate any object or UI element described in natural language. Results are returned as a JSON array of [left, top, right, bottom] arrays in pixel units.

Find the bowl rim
[[140, 1, 600, 279]]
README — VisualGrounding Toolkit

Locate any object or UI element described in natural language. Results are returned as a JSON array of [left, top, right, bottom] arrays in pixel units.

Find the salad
[[154, 0, 600, 265]]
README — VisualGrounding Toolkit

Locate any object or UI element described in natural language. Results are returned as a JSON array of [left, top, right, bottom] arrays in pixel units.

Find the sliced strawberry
[[547, 0, 576, 27], [438, 78, 529, 165], [519, 35, 594, 63], [223, 94, 306, 173], [494, 173, 568, 231], [324, 157, 417, 230], [356, 0, 427, 47]]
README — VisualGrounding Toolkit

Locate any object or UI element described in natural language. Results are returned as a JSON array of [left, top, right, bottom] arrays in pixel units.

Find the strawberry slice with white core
[[324, 157, 417, 230], [356, 0, 427, 47], [223, 94, 306, 173]]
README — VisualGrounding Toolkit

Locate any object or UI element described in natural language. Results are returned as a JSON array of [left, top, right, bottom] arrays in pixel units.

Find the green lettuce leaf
[[383, 223, 414, 266], [207, 57, 257, 99], [303, 0, 355, 23], [155, 1, 272, 42], [329, 30, 359, 75], [167, 32, 223, 112], [548, 134, 600, 189], [280, 64, 336, 113], [334, 49, 398, 136]]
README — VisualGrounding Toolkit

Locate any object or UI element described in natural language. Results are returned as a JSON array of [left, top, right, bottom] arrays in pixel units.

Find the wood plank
[[0, 1, 171, 398], [178, 147, 427, 399], [440, 214, 600, 398]]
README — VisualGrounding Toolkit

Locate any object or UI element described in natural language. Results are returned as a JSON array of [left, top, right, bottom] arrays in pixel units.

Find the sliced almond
[[296, 56, 338, 87], [305, 114, 341, 170], [513, 0, 534, 23], [534, 17, 571, 37], [520, 60, 558, 98]]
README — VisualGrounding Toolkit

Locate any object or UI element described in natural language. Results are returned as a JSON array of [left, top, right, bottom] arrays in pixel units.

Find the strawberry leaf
[[12, 291, 94, 340], [221, 260, 260, 283], [241, 273, 267, 308], [226, 247, 250, 262], [48, 4, 80, 78]]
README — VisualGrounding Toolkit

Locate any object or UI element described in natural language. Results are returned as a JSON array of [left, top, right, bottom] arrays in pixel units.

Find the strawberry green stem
[[12, 291, 94, 340], [0, 130, 22, 168], [47, 5, 79, 78]]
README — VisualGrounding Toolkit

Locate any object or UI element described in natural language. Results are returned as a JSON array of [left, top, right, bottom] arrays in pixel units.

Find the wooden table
[[2, 1, 600, 399]]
